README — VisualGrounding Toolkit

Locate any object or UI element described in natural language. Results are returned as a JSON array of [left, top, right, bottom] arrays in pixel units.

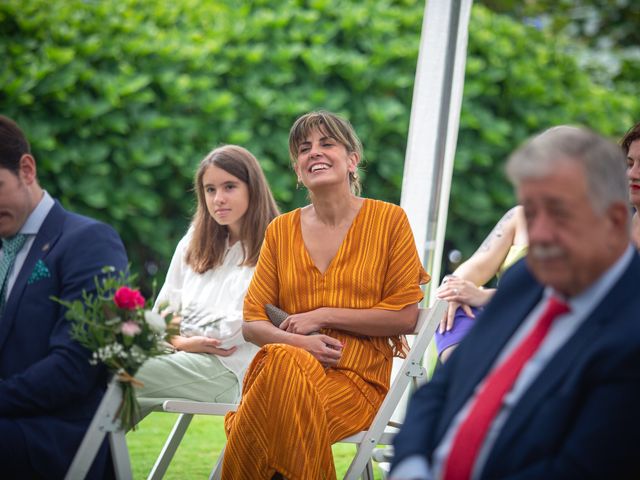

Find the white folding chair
[[65, 378, 133, 480], [147, 300, 447, 480], [146, 402, 235, 480], [339, 299, 446, 479]]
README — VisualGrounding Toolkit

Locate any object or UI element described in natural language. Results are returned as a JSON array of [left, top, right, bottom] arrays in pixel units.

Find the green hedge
[[452, 6, 639, 254], [1, 0, 637, 282]]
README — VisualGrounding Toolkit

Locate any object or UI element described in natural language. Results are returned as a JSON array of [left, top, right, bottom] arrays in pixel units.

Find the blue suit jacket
[[0, 201, 128, 478], [393, 253, 640, 479]]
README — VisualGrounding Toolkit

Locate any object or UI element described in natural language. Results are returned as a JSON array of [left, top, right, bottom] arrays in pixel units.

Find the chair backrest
[[342, 299, 447, 479]]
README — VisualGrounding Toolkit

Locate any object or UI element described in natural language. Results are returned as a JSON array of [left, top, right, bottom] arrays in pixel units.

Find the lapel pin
[[42, 243, 50, 252]]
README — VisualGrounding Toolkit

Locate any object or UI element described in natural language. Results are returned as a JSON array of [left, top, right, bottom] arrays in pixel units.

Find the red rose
[[113, 286, 145, 310]]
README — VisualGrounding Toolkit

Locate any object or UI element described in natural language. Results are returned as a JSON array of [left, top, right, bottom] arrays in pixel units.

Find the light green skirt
[[135, 351, 240, 420]]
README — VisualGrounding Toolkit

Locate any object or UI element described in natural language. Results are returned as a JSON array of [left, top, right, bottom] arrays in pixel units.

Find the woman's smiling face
[[294, 128, 358, 193]]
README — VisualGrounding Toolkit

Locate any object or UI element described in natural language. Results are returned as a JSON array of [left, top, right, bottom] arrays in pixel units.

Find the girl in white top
[[135, 145, 279, 419]]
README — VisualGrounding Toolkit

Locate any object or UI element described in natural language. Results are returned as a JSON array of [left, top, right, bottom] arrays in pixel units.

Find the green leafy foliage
[[479, 0, 640, 96], [1, 0, 637, 279], [449, 5, 639, 255]]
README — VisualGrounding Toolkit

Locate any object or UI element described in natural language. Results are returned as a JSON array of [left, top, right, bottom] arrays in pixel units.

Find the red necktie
[[443, 296, 570, 480]]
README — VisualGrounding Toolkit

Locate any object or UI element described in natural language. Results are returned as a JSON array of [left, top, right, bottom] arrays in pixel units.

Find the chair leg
[[109, 430, 133, 480], [360, 459, 374, 480], [65, 380, 131, 480], [147, 413, 194, 480], [344, 440, 378, 480], [208, 445, 225, 480]]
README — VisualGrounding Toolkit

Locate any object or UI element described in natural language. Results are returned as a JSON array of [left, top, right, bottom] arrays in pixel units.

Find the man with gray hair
[[391, 126, 640, 479]]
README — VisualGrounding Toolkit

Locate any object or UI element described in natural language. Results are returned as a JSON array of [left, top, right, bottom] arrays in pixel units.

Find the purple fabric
[[434, 306, 483, 355]]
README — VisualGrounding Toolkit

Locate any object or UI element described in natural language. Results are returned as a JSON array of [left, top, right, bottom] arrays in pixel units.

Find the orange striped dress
[[222, 199, 429, 480]]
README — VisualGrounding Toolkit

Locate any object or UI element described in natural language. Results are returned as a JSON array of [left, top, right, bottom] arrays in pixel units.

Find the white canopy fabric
[[391, 0, 474, 427], [401, 0, 473, 302]]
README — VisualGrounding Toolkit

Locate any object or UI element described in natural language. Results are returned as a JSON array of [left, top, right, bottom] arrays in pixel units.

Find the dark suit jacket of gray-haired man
[[391, 126, 640, 480]]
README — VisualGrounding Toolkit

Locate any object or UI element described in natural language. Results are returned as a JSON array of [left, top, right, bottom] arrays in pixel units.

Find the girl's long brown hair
[[185, 145, 279, 273]]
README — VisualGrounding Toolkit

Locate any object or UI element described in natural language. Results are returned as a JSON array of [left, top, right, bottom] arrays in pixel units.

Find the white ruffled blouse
[[154, 228, 259, 384]]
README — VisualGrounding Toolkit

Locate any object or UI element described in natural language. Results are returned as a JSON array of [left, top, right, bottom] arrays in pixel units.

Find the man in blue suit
[[0, 115, 128, 478], [392, 126, 640, 479]]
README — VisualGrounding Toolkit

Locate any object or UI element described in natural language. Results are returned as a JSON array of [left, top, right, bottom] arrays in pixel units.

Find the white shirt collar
[[19, 190, 55, 236]]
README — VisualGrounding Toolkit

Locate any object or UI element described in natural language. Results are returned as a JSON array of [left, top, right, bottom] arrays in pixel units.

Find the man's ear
[[18, 154, 37, 185], [607, 201, 630, 234]]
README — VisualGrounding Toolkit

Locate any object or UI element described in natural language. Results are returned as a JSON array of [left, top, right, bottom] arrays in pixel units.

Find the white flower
[[129, 344, 148, 364], [95, 342, 124, 362], [144, 310, 166, 333]]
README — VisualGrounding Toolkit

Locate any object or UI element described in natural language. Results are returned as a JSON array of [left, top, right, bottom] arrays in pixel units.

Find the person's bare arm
[[436, 206, 525, 331], [170, 335, 238, 356], [279, 303, 418, 337], [451, 206, 522, 285], [242, 319, 343, 367], [244, 303, 417, 366]]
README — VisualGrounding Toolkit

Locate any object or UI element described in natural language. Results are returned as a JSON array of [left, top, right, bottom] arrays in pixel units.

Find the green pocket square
[[28, 259, 51, 284]]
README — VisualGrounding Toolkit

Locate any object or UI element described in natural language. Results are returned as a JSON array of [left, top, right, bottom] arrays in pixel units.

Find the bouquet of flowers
[[54, 267, 175, 431]]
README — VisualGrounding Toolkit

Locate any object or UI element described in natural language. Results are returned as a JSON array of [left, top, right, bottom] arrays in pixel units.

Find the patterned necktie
[[0, 234, 27, 309], [443, 296, 571, 480]]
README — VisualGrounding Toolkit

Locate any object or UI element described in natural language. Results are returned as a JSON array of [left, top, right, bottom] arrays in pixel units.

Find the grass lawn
[[127, 413, 384, 479]]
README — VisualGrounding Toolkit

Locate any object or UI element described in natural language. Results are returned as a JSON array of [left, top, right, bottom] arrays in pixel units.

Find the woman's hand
[[295, 334, 343, 368], [437, 277, 491, 306], [170, 335, 238, 357], [438, 300, 475, 334], [436, 277, 494, 333], [280, 308, 326, 335]]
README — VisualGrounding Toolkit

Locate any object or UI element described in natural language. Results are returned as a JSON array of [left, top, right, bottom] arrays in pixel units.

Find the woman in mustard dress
[[222, 111, 429, 479]]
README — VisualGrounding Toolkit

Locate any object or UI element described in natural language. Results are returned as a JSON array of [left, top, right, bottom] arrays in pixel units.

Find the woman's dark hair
[[621, 121, 640, 155]]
